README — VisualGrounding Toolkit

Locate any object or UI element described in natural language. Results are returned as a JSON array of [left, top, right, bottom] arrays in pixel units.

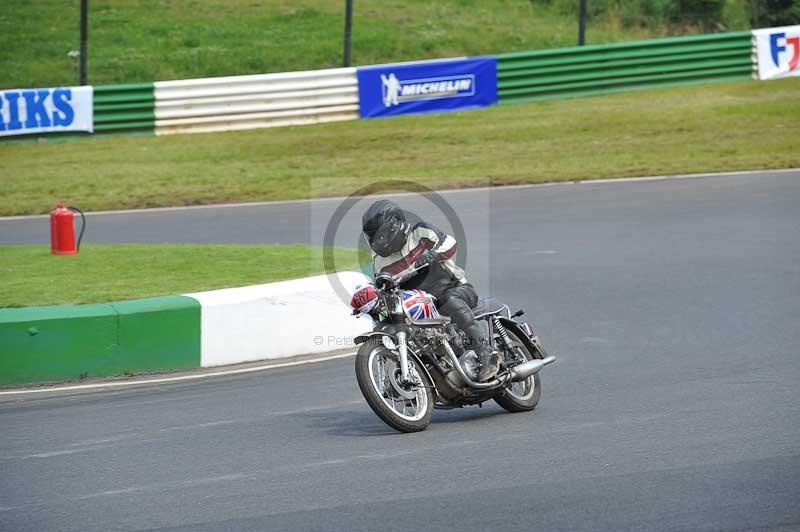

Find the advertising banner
[[753, 25, 800, 80], [0, 86, 93, 137], [357, 56, 497, 118]]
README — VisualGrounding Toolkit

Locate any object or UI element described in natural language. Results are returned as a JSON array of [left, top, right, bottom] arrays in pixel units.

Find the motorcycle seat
[[471, 297, 510, 319], [412, 317, 449, 327]]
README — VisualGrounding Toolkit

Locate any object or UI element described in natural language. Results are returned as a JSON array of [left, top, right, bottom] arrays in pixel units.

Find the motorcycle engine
[[458, 350, 480, 381], [437, 325, 479, 390], [446, 324, 467, 355]]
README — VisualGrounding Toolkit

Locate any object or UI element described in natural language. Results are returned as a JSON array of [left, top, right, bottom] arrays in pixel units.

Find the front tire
[[355, 342, 434, 433], [493, 328, 543, 413]]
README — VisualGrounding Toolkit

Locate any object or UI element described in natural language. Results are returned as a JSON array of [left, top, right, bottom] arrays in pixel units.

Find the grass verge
[[0, 244, 366, 307], [1, 79, 797, 216], [0, 0, 726, 89]]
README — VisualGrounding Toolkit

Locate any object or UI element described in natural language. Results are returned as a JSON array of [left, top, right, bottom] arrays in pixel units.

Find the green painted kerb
[[0, 295, 200, 386]]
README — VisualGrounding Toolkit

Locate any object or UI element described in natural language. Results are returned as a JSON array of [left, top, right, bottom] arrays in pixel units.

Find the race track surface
[[2, 172, 799, 531]]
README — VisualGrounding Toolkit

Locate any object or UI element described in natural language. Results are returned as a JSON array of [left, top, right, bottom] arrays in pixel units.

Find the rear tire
[[493, 328, 543, 413], [355, 342, 433, 433]]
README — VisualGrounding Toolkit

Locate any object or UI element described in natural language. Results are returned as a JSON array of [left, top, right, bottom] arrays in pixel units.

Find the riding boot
[[465, 323, 499, 382], [437, 288, 498, 381]]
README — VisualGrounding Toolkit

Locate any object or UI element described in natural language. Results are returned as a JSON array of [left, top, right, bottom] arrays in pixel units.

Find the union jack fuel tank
[[401, 290, 440, 321]]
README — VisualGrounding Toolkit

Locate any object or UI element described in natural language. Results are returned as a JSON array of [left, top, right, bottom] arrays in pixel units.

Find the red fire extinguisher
[[50, 203, 86, 255]]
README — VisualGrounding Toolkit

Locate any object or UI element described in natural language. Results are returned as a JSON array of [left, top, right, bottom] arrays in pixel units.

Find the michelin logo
[[381, 73, 475, 107]]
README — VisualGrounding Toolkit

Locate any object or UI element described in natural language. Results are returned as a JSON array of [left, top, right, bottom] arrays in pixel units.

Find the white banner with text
[[754, 25, 800, 80], [0, 86, 93, 137]]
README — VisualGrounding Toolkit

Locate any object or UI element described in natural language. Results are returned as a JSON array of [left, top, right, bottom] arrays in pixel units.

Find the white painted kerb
[[186, 272, 371, 368]]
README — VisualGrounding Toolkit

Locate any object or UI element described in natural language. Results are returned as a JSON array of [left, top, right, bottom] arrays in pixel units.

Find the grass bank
[[1, 79, 797, 216], [0, 244, 365, 307], [0, 0, 738, 89]]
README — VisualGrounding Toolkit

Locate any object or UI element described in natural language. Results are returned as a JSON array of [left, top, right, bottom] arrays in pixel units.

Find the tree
[[750, 0, 800, 27]]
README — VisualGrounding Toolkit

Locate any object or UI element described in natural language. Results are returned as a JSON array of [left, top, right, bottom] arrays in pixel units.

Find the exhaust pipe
[[442, 342, 556, 390], [509, 356, 556, 382]]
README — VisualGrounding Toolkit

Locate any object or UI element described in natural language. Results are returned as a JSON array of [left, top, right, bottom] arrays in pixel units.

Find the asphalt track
[[2, 171, 799, 531]]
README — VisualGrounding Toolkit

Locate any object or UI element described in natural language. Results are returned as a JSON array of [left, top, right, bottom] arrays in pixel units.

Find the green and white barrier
[[0, 272, 370, 387], [93, 82, 155, 134], [497, 32, 754, 103], [3, 26, 796, 138], [153, 67, 359, 135]]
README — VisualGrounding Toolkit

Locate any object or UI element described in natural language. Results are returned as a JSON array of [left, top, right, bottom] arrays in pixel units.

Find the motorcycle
[[351, 265, 556, 433]]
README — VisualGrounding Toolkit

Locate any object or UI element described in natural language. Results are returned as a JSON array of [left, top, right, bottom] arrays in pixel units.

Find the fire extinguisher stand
[[50, 203, 86, 255]]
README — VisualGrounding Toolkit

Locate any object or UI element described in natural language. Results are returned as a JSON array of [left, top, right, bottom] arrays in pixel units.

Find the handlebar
[[352, 263, 430, 317], [375, 263, 429, 290]]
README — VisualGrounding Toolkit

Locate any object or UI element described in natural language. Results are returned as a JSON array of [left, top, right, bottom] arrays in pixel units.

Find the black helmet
[[362, 200, 410, 257]]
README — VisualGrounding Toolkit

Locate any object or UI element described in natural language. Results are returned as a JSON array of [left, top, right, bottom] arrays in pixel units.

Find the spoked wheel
[[494, 328, 543, 413], [355, 343, 433, 433]]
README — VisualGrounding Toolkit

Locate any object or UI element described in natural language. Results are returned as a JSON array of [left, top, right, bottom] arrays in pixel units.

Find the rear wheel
[[493, 328, 543, 413], [355, 342, 433, 433]]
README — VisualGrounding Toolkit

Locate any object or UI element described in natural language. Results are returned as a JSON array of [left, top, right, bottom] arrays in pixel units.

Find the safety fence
[[153, 67, 359, 135], [496, 32, 754, 103], [1, 26, 797, 139], [93, 82, 155, 133], [90, 68, 359, 135]]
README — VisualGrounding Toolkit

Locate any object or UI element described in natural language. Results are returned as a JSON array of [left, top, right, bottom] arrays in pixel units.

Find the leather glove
[[414, 250, 439, 269]]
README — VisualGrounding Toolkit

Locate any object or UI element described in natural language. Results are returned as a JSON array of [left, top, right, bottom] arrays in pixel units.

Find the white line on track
[[0, 351, 356, 396], [2, 168, 797, 221]]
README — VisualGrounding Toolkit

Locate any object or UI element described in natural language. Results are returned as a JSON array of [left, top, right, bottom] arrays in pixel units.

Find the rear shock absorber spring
[[493, 316, 512, 350]]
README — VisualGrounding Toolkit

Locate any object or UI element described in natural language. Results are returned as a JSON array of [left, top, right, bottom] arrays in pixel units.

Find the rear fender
[[498, 317, 548, 360]]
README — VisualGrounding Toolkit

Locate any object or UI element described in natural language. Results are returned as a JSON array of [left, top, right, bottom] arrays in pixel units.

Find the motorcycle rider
[[361, 200, 500, 381]]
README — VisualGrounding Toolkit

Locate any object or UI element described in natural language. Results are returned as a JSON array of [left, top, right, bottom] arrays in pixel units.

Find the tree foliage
[[750, 0, 800, 26], [530, 0, 799, 30]]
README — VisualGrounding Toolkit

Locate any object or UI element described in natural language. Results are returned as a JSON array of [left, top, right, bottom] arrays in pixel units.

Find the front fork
[[396, 330, 411, 382]]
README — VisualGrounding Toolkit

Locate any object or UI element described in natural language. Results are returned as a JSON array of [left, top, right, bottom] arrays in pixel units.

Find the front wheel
[[355, 342, 433, 433], [493, 328, 544, 413]]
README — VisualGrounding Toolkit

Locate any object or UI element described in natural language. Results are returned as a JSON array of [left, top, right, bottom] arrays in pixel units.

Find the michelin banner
[[754, 25, 800, 80], [0, 86, 93, 137], [357, 57, 497, 118]]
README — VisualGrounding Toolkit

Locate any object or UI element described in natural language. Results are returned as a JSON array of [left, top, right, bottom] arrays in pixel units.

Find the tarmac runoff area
[[0, 170, 798, 532]]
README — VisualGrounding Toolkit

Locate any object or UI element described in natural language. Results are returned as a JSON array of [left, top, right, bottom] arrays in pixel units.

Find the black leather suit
[[372, 221, 490, 354]]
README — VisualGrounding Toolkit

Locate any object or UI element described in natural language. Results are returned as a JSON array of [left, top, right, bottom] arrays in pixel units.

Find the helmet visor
[[371, 218, 407, 257]]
